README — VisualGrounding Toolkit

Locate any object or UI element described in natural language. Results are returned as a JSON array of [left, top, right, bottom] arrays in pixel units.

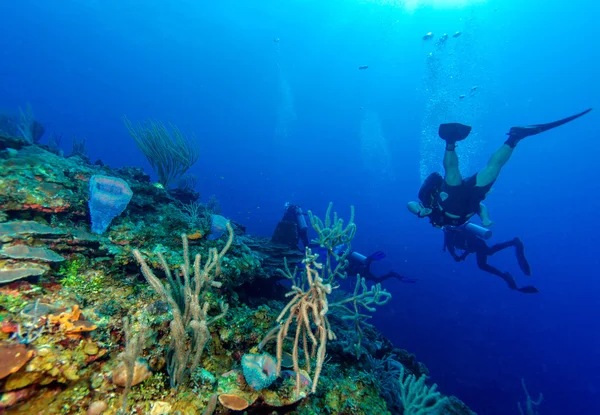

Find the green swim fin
[[506, 108, 592, 141]]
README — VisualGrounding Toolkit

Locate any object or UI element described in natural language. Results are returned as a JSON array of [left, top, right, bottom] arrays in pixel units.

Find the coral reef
[[0, 134, 476, 414]]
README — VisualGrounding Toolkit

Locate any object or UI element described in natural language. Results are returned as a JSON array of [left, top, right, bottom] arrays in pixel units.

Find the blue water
[[1, 1, 598, 414]]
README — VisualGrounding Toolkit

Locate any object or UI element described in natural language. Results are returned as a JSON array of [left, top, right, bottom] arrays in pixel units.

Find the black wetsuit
[[346, 252, 416, 284], [443, 227, 537, 294], [274, 205, 309, 249], [438, 174, 494, 227]]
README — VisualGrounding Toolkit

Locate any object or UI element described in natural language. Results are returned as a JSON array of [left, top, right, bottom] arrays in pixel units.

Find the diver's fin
[[439, 123, 472, 143], [506, 108, 592, 140], [517, 286, 539, 294]]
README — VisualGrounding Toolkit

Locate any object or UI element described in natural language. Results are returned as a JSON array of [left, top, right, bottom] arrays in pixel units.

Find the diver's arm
[[446, 240, 462, 261], [444, 230, 458, 259], [408, 201, 432, 218], [478, 202, 494, 227]]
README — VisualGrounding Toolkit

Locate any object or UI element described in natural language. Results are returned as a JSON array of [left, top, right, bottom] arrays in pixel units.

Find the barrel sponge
[[88, 175, 133, 234]]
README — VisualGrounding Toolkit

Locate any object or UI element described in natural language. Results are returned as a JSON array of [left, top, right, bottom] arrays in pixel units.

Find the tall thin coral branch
[[518, 378, 543, 415], [308, 202, 356, 283], [274, 248, 335, 395], [261, 203, 393, 392], [119, 316, 147, 411], [132, 222, 233, 388], [330, 275, 392, 357]]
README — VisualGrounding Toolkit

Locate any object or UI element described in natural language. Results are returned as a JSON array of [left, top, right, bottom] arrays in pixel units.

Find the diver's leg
[[475, 144, 514, 187], [476, 252, 518, 290], [443, 148, 462, 185], [486, 239, 517, 255], [488, 238, 532, 276], [439, 123, 471, 186], [514, 238, 532, 276]]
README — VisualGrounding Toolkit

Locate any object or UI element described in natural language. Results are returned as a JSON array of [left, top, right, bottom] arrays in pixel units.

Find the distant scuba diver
[[344, 249, 417, 284], [272, 203, 416, 284], [443, 225, 538, 294], [408, 108, 593, 228], [271, 203, 310, 250]]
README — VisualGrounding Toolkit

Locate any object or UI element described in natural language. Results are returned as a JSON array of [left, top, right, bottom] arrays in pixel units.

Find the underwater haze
[[1, 0, 599, 414]]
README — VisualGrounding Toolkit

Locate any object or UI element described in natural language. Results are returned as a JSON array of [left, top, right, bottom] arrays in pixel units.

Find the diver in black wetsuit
[[346, 250, 417, 284], [271, 203, 310, 249], [408, 108, 592, 228], [272, 203, 416, 284], [443, 226, 538, 294]]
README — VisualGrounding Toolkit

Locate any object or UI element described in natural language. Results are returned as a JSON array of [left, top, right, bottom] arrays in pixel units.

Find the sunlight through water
[[360, 0, 487, 12]]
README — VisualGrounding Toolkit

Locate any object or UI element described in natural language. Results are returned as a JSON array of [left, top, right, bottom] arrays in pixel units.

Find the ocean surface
[[1, 1, 598, 414]]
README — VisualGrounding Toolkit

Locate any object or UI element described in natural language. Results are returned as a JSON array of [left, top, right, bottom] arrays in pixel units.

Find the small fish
[[453, 31, 462, 38], [273, 37, 280, 43], [358, 65, 369, 70], [423, 32, 434, 40]]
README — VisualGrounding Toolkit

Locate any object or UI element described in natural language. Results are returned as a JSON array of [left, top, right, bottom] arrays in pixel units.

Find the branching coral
[[272, 248, 335, 395], [118, 316, 148, 411], [398, 365, 448, 415], [261, 204, 391, 393], [132, 222, 233, 388], [329, 275, 391, 358], [307, 202, 356, 284], [518, 378, 543, 415]]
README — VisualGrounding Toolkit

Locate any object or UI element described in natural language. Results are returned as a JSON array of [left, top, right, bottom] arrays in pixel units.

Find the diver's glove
[[418, 207, 433, 217]]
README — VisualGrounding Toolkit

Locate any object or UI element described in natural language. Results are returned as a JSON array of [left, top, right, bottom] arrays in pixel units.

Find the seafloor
[[0, 134, 476, 415]]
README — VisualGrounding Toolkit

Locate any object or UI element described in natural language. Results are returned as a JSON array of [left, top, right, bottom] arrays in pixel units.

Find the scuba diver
[[345, 249, 417, 284], [272, 203, 416, 284], [408, 108, 592, 228], [271, 203, 310, 250], [443, 224, 538, 294]]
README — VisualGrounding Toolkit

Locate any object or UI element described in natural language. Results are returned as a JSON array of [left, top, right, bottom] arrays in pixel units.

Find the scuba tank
[[463, 223, 492, 240], [349, 251, 368, 265], [294, 206, 308, 234], [446, 222, 492, 240]]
